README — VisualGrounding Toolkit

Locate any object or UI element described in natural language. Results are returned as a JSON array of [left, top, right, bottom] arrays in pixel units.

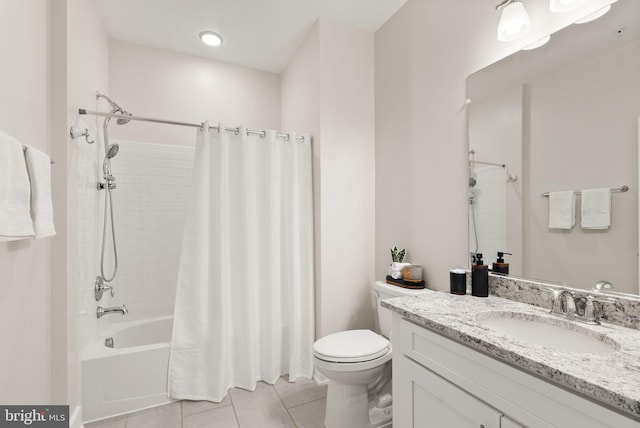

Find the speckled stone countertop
[[382, 290, 640, 420]]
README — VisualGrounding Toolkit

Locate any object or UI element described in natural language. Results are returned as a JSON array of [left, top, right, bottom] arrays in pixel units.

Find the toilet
[[313, 280, 427, 428]]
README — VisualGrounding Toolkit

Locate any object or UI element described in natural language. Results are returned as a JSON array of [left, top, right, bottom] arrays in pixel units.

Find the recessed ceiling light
[[199, 31, 223, 47]]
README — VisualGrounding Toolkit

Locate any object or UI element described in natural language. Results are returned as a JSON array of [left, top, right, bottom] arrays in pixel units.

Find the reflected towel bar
[[542, 185, 629, 197]]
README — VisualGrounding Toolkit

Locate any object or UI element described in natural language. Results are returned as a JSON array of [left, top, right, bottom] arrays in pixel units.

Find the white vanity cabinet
[[392, 313, 640, 428]]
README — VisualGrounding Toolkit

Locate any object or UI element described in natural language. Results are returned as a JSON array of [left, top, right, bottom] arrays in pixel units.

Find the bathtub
[[82, 316, 175, 422]]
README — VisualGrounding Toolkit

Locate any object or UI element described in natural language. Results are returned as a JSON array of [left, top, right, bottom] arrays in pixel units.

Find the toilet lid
[[313, 329, 390, 363]]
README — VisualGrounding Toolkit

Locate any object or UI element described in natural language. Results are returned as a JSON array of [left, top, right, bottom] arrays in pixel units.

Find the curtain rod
[[78, 109, 305, 142]]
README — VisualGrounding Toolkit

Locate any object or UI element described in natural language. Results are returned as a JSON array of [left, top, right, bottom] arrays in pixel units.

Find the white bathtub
[[82, 316, 175, 423]]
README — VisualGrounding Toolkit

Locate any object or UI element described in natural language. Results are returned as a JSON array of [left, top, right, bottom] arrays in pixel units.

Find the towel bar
[[542, 185, 628, 197]]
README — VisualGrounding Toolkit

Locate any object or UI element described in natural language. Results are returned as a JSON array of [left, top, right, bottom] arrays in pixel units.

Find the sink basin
[[476, 311, 620, 354]]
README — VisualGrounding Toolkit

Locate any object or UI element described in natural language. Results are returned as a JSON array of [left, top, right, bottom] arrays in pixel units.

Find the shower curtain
[[168, 122, 315, 402]]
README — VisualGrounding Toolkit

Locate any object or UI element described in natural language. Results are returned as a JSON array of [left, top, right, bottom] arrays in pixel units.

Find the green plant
[[390, 246, 406, 263]]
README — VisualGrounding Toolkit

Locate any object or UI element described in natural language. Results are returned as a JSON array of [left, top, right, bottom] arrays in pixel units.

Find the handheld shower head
[[105, 143, 120, 159]]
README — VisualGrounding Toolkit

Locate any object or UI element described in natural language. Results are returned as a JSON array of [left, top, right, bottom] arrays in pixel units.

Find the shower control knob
[[95, 276, 115, 301]]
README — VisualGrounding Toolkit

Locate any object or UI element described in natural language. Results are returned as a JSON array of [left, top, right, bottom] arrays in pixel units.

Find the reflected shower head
[[469, 177, 477, 187], [105, 143, 120, 159]]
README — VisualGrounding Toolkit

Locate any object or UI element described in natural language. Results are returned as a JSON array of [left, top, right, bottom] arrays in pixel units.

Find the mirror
[[467, 0, 640, 296]]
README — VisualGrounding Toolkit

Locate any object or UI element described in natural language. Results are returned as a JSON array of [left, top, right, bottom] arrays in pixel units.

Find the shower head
[[116, 112, 132, 125], [105, 143, 120, 159], [96, 93, 132, 125], [469, 177, 477, 187]]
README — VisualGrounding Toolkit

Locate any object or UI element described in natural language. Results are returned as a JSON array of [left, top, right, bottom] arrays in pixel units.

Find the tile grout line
[[227, 390, 242, 428], [272, 380, 300, 428], [286, 395, 327, 411]]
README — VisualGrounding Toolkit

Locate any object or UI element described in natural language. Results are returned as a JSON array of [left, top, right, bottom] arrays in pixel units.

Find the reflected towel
[[548, 191, 575, 229], [581, 188, 611, 229], [0, 131, 35, 241], [24, 145, 56, 238]]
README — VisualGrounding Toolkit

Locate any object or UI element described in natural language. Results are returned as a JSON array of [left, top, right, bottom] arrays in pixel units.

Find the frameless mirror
[[467, 0, 640, 296]]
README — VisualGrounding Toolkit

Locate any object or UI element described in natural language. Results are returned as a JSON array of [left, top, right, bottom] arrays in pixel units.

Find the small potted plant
[[389, 246, 408, 279]]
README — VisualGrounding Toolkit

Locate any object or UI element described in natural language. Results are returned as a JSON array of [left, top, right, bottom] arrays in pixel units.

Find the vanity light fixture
[[574, 4, 612, 23], [199, 31, 223, 47], [549, 0, 584, 13], [522, 35, 552, 50], [497, 0, 531, 42]]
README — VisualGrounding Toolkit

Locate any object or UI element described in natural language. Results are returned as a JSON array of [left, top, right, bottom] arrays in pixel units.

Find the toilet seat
[[313, 329, 390, 363]]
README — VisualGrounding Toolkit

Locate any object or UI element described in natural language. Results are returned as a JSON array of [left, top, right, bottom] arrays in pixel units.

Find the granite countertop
[[382, 290, 640, 420]]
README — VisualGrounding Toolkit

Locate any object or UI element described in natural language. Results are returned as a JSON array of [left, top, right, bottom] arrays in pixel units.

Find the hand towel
[[581, 187, 611, 229], [0, 131, 35, 241], [24, 145, 56, 238], [548, 190, 575, 229]]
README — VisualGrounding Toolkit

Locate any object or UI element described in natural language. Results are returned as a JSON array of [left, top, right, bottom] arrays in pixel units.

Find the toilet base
[[323, 380, 392, 428]]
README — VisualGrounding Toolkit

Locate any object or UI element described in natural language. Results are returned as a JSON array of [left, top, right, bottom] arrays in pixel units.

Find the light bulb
[[498, 1, 530, 42], [199, 31, 223, 47]]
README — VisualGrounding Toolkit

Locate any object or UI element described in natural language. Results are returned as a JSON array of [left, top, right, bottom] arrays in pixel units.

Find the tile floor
[[84, 376, 327, 428]]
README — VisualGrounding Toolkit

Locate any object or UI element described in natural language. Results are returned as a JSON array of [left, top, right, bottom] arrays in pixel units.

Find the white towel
[[548, 190, 575, 229], [0, 131, 35, 241], [581, 188, 611, 229], [24, 145, 56, 238]]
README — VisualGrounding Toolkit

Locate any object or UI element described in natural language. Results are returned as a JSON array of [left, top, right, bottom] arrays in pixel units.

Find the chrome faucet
[[97, 305, 128, 319], [559, 290, 577, 317], [548, 288, 576, 318], [546, 287, 615, 325]]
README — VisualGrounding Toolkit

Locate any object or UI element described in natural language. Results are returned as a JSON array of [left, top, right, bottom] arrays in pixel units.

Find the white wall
[[374, 0, 617, 291], [67, 0, 110, 419], [0, 0, 53, 404], [282, 19, 375, 337], [108, 40, 281, 145], [281, 23, 322, 336]]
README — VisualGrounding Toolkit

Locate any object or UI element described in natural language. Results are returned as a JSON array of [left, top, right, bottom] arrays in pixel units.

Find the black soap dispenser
[[471, 253, 489, 297], [492, 252, 512, 276]]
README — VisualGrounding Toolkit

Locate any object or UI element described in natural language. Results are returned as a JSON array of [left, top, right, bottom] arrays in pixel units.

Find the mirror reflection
[[467, 0, 640, 296]]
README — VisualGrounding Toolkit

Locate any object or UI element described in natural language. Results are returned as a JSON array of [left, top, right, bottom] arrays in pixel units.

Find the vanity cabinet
[[392, 313, 639, 428]]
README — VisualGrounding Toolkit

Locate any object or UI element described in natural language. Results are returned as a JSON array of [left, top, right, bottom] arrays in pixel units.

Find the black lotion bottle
[[471, 253, 489, 297]]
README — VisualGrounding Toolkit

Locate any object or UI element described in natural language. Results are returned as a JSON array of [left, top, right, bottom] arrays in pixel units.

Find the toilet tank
[[374, 280, 427, 338]]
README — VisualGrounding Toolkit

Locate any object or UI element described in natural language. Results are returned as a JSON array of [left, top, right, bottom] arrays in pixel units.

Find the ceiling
[[95, 0, 409, 74]]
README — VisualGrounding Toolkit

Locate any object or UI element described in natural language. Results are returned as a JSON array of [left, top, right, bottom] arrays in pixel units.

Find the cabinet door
[[399, 356, 502, 428]]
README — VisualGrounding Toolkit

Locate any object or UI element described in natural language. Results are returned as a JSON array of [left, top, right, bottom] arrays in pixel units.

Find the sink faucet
[[546, 287, 616, 325], [548, 289, 576, 317], [559, 290, 577, 317], [97, 305, 128, 319]]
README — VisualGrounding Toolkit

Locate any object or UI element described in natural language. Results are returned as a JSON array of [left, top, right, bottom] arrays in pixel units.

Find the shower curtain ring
[[235, 127, 240, 135]]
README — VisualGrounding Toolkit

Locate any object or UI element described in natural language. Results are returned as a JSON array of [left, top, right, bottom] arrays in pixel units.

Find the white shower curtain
[[168, 122, 315, 402]]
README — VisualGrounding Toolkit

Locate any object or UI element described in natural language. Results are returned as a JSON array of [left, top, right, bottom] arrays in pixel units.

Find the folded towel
[[24, 145, 56, 238], [581, 187, 611, 229], [548, 190, 575, 229], [0, 131, 35, 241]]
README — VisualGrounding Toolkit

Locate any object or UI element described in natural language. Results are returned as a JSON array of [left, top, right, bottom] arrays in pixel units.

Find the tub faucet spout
[[97, 305, 128, 319]]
